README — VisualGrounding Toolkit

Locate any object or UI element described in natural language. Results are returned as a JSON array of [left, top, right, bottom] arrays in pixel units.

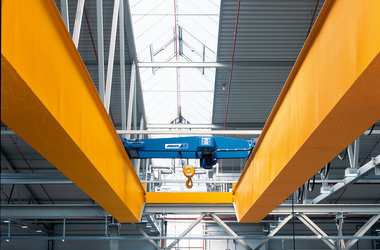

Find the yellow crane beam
[[1, 0, 144, 222], [145, 192, 234, 204], [234, 0, 380, 223]]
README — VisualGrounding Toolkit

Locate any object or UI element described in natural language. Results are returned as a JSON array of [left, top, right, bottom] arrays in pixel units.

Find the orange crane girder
[[1, 0, 144, 223], [234, 0, 380, 223]]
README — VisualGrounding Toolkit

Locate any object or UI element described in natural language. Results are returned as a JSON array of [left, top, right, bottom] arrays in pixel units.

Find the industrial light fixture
[[3, 220, 9, 223], [320, 185, 332, 194], [269, 223, 277, 232], [21, 225, 28, 229], [345, 167, 359, 177], [36, 230, 42, 233]]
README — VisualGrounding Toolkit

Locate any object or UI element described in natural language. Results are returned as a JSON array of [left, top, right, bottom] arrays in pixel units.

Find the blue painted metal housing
[[121, 136, 257, 169]]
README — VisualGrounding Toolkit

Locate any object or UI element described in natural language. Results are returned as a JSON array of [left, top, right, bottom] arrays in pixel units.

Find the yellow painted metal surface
[[145, 192, 234, 204], [234, 0, 380, 223], [1, 0, 144, 222]]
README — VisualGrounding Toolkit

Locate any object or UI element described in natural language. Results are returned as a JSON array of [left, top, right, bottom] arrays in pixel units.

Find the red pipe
[[223, 0, 241, 131], [84, 6, 98, 62], [306, 0, 320, 39], [1, 189, 14, 204], [83, 5, 116, 127]]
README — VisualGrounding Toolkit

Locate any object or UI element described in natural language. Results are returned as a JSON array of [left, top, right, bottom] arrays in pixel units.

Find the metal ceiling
[[213, 0, 324, 126]]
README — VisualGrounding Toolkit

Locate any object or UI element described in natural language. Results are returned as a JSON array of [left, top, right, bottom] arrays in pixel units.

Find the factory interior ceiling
[[1, 0, 380, 249]]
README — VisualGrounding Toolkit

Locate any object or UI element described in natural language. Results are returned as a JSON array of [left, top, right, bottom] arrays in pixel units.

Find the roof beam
[[123, 0, 147, 127], [2, 204, 379, 219], [0, 204, 109, 218], [1, 173, 73, 185], [137, 61, 294, 68], [117, 129, 261, 135], [1, 0, 144, 222], [234, 0, 380, 223], [4, 128, 380, 135]]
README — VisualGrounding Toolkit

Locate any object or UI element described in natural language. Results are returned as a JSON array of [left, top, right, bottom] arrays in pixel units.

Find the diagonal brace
[[296, 213, 334, 249], [146, 215, 161, 235], [254, 214, 294, 250], [344, 214, 380, 250], [209, 213, 252, 250], [165, 213, 206, 250], [132, 223, 162, 250]]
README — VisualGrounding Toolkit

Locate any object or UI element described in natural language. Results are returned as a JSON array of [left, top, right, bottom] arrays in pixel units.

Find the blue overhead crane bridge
[[121, 136, 257, 169]]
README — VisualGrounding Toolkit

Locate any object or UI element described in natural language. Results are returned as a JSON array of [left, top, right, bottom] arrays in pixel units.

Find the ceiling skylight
[[130, 0, 220, 125]]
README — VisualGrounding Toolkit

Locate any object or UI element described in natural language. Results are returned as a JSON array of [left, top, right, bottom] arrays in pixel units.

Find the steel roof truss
[[209, 213, 252, 250]]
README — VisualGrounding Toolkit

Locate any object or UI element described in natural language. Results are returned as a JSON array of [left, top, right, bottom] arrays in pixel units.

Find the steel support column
[[60, 0, 69, 32], [234, 0, 380, 223], [104, 0, 120, 113], [135, 115, 144, 176], [109, 223, 120, 250], [72, 0, 85, 48], [119, 0, 126, 132], [335, 213, 345, 250], [126, 63, 136, 140], [96, 0, 105, 103], [347, 138, 360, 169], [123, 0, 147, 125]]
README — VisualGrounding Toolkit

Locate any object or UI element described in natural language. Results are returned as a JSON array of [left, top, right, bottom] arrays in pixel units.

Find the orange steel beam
[[234, 0, 380, 223], [145, 192, 234, 204], [1, 0, 144, 222]]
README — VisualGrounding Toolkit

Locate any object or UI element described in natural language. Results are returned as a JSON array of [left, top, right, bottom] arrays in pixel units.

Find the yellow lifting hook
[[183, 165, 195, 189]]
